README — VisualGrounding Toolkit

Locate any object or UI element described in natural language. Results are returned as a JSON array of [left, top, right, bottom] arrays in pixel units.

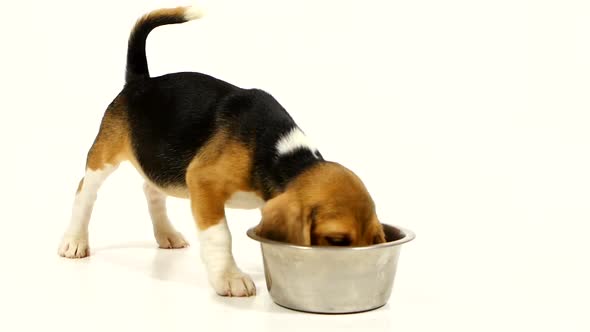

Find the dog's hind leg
[[58, 96, 129, 258], [58, 165, 117, 258], [143, 182, 189, 249]]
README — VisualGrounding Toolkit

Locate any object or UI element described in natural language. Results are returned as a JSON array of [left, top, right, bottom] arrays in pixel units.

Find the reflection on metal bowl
[[247, 223, 415, 314]]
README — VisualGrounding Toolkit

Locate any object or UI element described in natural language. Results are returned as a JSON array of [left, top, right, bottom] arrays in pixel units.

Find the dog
[[58, 6, 386, 297]]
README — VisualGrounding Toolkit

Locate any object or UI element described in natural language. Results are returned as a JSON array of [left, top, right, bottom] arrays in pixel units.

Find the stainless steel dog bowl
[[247, 224, 415, 314]]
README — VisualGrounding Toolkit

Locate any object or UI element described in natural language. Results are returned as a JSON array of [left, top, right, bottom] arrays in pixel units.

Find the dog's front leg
[[187, 179, 256, 297]]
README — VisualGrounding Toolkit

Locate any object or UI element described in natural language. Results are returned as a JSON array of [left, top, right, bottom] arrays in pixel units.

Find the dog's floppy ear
[[371, 222, 387, 244], [255, 192, 311, 245]]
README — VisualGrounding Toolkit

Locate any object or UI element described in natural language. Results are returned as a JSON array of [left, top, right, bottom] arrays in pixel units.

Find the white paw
[[155, 231, 189, 249], [58, 235, 90, 258], [210, 270, 256, 297]]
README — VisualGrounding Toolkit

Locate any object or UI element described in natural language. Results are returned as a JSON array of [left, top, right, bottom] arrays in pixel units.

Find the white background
[[1, 0, 589, 331]]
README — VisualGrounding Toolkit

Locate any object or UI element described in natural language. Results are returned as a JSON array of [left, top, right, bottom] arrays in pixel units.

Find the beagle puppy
[[58, 6, 386, 297]]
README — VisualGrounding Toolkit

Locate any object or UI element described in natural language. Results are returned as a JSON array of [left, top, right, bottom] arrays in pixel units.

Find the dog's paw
[[58, 235, 90, 258], [210, 271, 256, 297], [155, 231, 189, 249]]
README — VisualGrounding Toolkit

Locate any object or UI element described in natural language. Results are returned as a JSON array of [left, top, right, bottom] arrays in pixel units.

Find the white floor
[[1, 169, 417, 332], [1, 163, 589, 332]]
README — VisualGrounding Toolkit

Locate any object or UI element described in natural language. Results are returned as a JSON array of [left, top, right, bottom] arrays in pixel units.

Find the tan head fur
[[256, 162, 386, 246]]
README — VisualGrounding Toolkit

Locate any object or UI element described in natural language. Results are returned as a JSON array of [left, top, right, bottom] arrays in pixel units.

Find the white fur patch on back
[[225, 191, 265, 210], [276, 127, 318, 156]]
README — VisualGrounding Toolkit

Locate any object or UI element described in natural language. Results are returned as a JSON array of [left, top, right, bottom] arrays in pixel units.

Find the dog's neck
[[268, 148, 324, 197], [252, 131, 325, 200]]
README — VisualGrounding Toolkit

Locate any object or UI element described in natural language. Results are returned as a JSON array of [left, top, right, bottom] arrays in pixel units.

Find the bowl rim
[[246, 223, 415, 251]]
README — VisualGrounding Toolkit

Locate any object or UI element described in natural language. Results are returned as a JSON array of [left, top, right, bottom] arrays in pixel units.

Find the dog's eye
[[325, 236, 351, 246]]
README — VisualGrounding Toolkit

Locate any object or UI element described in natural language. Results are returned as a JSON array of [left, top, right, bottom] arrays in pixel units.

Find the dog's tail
[[126, 6, 204, 83]]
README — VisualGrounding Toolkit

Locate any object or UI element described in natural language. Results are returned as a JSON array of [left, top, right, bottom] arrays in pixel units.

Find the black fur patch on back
[[125, 72, 235, 186], [124, 72, 323, 197]]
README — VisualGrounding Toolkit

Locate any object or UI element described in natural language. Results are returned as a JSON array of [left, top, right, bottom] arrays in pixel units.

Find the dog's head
[[255, 162, 386, 246]]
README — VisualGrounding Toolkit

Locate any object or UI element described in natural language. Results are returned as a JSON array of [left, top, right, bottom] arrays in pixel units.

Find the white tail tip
[[184, 6, 205, 20]]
